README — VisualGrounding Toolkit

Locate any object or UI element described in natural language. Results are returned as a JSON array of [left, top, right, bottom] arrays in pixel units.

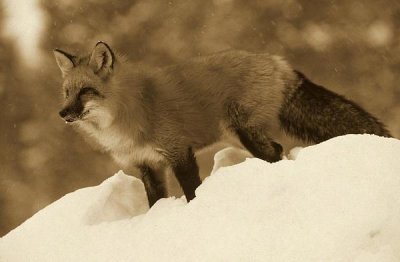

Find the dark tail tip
[[279, 71, 391, 143]]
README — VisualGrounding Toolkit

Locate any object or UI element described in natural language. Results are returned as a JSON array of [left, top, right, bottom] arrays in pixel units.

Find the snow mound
[[83, 170, 149, 225], [1, 135, 400, 262], [287, 146, 303, 160], [211, 146, 252, 174]]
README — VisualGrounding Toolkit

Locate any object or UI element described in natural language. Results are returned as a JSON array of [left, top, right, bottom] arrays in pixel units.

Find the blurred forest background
[[1, 0, 399, 236]]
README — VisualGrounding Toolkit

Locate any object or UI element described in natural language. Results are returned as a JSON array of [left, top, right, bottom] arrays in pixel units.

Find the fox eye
[[79, 87, 100, 97], [65, 89, 69, 98]]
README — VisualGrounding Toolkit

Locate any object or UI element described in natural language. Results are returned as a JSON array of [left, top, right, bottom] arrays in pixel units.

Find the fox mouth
[[63, 116, 79, 124], [62, 110, 90, 124]]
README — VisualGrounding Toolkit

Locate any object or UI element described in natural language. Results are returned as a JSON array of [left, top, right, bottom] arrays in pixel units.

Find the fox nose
[[59, 108, 69, 118], [59, 108, 76, 122]]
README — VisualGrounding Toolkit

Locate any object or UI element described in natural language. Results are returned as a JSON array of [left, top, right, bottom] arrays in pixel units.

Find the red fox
[[54, 42, 391, 206]]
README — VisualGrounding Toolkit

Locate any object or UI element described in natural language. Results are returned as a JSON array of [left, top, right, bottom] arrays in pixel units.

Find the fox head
[[54, 42, 116, 127]]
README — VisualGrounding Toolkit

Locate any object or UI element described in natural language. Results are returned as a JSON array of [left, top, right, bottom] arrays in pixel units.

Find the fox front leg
[[166, 147, 202, 202], [138, 165, 167, 207]]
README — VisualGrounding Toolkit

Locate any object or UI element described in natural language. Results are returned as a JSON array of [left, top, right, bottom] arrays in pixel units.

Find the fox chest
[[81, 125, 129, 151], [79, 125, 165, 167]]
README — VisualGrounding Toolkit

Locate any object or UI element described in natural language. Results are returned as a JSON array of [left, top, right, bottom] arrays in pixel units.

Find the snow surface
[[1, 135, 400, 262], [211, 146, 252, 175]]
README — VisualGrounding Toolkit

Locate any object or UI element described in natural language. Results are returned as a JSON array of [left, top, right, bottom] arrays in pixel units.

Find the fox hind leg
[[235, 127, 283, 163], [227, 101, 283, 162]]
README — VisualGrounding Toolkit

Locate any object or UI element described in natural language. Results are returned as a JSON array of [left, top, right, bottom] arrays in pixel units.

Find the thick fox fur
[[54, 42, 391, 206]]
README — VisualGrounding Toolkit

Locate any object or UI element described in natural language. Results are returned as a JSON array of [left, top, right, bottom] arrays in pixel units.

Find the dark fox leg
[[227, 101, 283, 162], [138, 165, 167, 207], [165, 147, 201, 202], [235, 128, 283, 162]]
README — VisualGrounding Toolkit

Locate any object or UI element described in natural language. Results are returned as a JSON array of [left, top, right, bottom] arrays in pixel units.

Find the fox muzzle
[[59, 100, 84, 123], [59, 108, 77, 122]]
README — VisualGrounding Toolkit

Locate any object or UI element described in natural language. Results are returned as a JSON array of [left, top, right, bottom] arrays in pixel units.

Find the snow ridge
[[1, 135, 399, 262]]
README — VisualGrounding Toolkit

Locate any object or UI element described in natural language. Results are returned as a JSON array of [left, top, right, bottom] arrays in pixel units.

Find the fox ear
[[53, 49, 75, 77], [89, 41, 115, 78]]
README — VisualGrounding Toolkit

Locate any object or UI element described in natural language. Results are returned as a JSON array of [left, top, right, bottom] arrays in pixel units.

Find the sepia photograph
[[0, 0, 399, 261]]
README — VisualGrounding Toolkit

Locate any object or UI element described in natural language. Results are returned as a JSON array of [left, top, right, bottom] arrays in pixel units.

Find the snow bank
[[1, 135, 400, 262]]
